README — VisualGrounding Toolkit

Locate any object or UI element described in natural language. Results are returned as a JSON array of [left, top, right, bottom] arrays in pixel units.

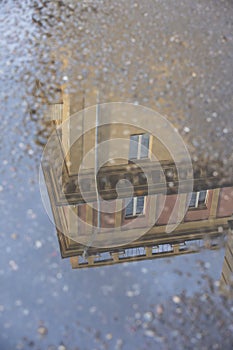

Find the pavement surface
[[0, 1, 233, 349]]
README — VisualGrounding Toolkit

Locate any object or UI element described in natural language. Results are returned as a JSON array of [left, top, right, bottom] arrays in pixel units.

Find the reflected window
[[125, 196, 145, 217], [48, 103, 63, 123], [129, 133, 150, 159], [189, 190, 208, 208]]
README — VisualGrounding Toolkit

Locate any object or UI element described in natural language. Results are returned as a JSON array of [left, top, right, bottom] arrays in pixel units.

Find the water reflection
[[220, 219, 233, 297], [1, 0, 233, 348], [41, 97, 233, 299]]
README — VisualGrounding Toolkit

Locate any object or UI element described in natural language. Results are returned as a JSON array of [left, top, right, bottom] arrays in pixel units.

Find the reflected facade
[[42, 91, 233, 275]]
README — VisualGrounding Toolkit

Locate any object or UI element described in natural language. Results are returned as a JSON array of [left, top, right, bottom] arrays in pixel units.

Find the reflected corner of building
[[40, 87, 233, 296]]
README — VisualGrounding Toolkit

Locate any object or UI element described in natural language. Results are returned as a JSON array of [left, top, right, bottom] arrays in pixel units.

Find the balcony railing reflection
[[70, 239, 221, 269]]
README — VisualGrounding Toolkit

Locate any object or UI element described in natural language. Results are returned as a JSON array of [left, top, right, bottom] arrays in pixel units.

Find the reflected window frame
[[125, 196, 146, 218], [129, 133, 151, 160], [188, 190, 208, 209]]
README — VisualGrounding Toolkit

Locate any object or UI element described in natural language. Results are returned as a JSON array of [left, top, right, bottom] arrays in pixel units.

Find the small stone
[[11, 233, 18, 240], [37, 326, 48, 336], [141, 267, 148, 274], [156, 304, 164, 316], [143, 312, 154, 322], [63, 285, 69, 292], [126, 290, 134, 297], [89, 306, 97, 314], [115, 339, 123, 350], [58, 345, 66, 350], [183, 126, 190, 133], [106, 333, 113, 340], [144, 329, 155, 337], [135, 312, 141, 319], [172, 295, 181, 304], [175, 307, 182, 314], [35, 240, 42, 249], [56, 272, 62, 279], [214, 281, 220, 287], [9, 260, 18, 271], [28, 149, 34, 155]]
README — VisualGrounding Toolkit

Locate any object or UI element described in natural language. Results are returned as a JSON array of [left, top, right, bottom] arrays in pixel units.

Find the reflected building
[[42, 91, 233, 272], [220, 219, 233, 297]]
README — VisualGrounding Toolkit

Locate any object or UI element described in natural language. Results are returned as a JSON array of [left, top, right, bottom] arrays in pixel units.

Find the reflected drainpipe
[[95, 91, 101, 234], [83, 91, 100, 259]]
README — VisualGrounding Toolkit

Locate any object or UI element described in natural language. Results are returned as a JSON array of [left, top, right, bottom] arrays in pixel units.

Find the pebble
[[58, 345, 66, 350], [56, 272, 62, 279], [9, 260, 19, 271], [172, 295, 181, 304], [143, 311, 154, 322], [156, 304, 164, 316], [115, 339, 123, 350], [89, 306, 97, 314], [144, 329, 156, 337], [106, 333, 113, 340], [63, 285, 69, 292], [37, 326, 48, 336], [23, 309, 29, 315], [175, 307, 182, 314], [35, 240, 42, 249], [141, 267, 148, 274]]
